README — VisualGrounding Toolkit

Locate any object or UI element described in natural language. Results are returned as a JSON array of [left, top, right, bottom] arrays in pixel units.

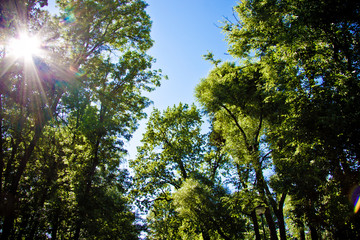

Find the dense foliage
[[131, 0, 360, 239], [130, 104, 245, 239], [195, 0, 360, 239], [0, 0, 160, 239]]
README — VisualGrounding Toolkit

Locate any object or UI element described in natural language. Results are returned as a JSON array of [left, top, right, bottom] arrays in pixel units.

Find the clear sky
[[145, 0, 237, 109], [126, 0, 238, 161]]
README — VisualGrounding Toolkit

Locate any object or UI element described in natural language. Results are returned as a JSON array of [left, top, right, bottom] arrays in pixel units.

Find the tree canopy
[[0, 0, 161, 239], [195, 0, 360, 239]]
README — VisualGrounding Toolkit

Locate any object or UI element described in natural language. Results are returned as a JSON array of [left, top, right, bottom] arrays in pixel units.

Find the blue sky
[[145, 0, 237, 110], [126, 0, 238, 160]]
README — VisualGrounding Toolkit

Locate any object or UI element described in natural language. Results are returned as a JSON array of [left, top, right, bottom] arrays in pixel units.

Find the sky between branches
[[127, 0, 237, 160]]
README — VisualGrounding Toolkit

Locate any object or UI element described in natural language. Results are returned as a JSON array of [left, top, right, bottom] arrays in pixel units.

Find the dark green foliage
[[209, 0, 360, 238], [131, 104, 247, 239], [0, 0, 160, 239]]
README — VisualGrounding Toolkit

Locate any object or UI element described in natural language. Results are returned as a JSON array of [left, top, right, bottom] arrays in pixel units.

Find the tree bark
[[251, 210, 262, 240], [309, 224, 318, 240], [274, 192, 287, 240], [276, 208, 287, 240], [1, 125, 44, 240], [264, 207, 278, 240], [201, 230, 211, 240], [299, 221, 306, 240]]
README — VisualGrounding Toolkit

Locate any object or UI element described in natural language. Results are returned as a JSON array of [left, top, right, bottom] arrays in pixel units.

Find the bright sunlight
[[7, 33, 42, 60]]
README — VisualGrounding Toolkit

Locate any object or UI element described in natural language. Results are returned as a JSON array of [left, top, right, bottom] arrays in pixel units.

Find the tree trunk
[[46, 204, 61, 240], [1, 192, 16, 240], [74, 104, 105, 239], [253, 163, 278, 240], [74, 220, 81, 240], [51, 222, 58, 240], [274, 193, 287, 240], [264, 207, 278, 240], [276, 208, 287, 240], [299, 221, 306, 240], [28, 158, 58, 240], [251, 210, 262, 240], [201, 230, 211, 240], [1, 109, 49, 238], [1, 129, 43, 239], [309, 224, 318, 240]]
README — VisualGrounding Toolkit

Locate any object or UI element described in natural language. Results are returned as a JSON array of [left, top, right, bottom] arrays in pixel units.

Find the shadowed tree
[[198, 0, 360, 238], [0, 0, 161, 238]]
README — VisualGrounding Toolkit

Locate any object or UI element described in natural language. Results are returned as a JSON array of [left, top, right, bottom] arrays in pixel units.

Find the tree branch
[[254, 109, 263, 144], [220, 104, 250, 149]]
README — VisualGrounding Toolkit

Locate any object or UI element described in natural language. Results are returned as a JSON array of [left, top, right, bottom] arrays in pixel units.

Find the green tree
[[174, 178, 245, 240], [130, 103, 206, 239], [130, 103, 205, 208], [0, 2, 66, 236], [131, 103, 247, 239], [147, 198, 184, 240], [207, 0, 360, 238], [196, 61, 287, 240], [0, 0, 161, 238]]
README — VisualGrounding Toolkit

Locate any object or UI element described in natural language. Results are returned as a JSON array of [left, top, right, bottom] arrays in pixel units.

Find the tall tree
[[201, 0, 360, 238], [131, 103, 246, 239], [0, 2, 65, 236], [196, 61, 287, 240], [130, 103, 205, 208], [0, 0, 161, 238]]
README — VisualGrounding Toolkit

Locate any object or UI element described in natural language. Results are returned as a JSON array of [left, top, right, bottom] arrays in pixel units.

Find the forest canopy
[[1, 0, 360, 239], [0, 0, 161, 239]]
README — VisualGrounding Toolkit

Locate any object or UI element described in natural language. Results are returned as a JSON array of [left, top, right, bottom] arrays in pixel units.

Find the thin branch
[[260, 150, 273, 164], [254, 110, 263, 144], [223, 15, 234, 26], [232, 7, 241, 26], [220, 104, 250, 149], [160, 129, 188, 180], [156, 174, 180, 189]]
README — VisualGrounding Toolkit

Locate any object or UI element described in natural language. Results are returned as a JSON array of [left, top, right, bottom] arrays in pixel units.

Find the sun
[[8, 33, 42, 60]]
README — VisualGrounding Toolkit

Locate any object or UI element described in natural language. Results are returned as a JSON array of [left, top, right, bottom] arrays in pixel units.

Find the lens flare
[[69, 65, 85, 78], [351, 186, 360, 214], [60, 6, 76, 25], [355, 196, 360, 214], [8, 33, 42, 59]]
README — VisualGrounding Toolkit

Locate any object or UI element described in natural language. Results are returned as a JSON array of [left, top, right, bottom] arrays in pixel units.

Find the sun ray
[[7, 33, 43, 60], [0, 56, 17, 79], [26, 60, 49, 107]]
